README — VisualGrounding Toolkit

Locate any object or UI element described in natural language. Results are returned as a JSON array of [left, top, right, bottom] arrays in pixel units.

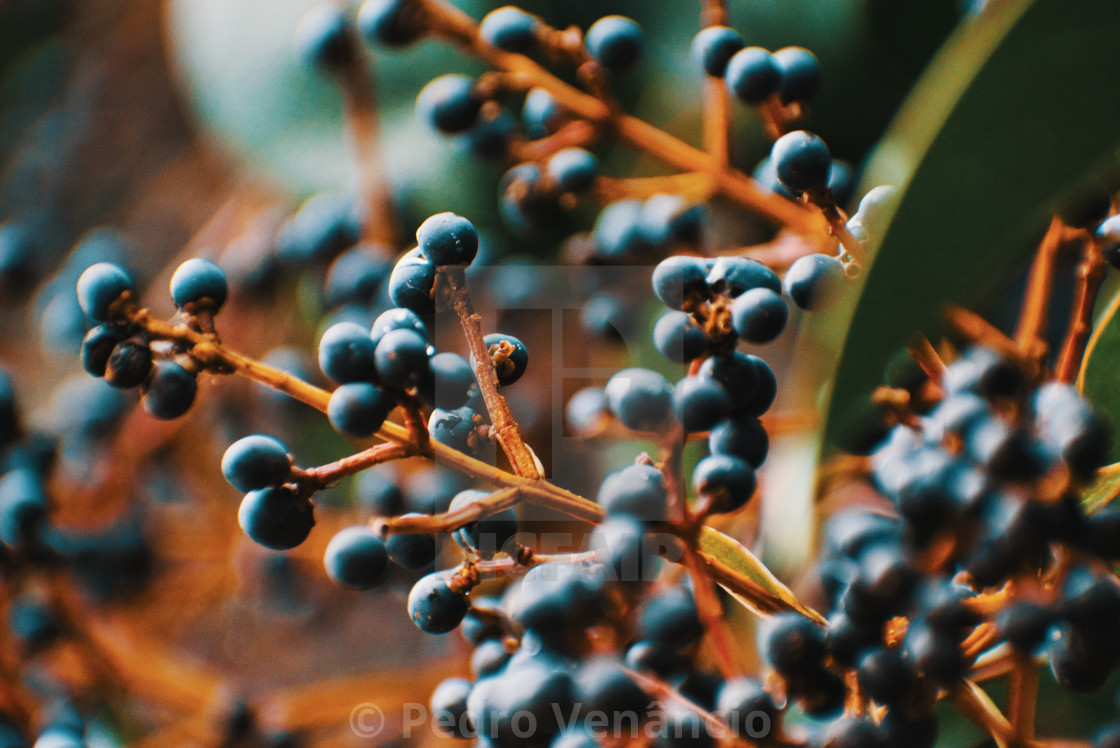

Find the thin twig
[[944, 305, 1040, 376], [1008, 657, 1039, 745], [1014, 217, 1073, 364], [1055, 236, 1107, 382]]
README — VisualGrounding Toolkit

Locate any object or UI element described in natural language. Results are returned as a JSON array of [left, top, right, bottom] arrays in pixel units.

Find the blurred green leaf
[[819, 0, 1120, 448], [1080, 290, 1120, 462], [697, 526, 825, 623]]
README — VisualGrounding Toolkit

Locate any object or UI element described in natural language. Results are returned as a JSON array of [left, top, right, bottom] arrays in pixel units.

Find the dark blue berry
[[652, 255, 710, 310], [386, 517, 438, 569], [771, 130, 832, 194], [731, 287, 788, 343], [725, 47, 780, 104], [709, 414, 769, 468], [388, 248, 437, 315], [295, 6, 357, 72], [370, 306, 428, 347], [417, 74, 481, 134], [752, 157, 799, 200], [324, 526, 389, 589], [449, 489, 518, 558], [428, 406, 478, 452], [479, 333, 528, 387], [357, 0, 424, 46], [592, 200, 647, 261], [420, 352, 477, 410], [716, 677, 776, 739], [417, 212, 479, 267], [605, 367, 674, 431], [275, 192, 359, 264], [764, 613, 826, 680], [238, 485, 315, 551], [566, 386, 606, 435], [76, 263, 133, 322], [639, 588, 703, 648], [222, 435, 292, 492], [0, 468, 47, 547], [585, 16, 644, 70], [408, 571, 469, 634], [374, 328, 430, 389], [104, 340, 151, 389], [692, 454, 755, 513], [574, 657, 649, 722], [430, 677, 473, 738], [672, 376, 732, 432], [691, 26, 744, 77], [324, 245, 391, 307], [773, 46, 821, 103], [699, 352, 774, 415], [706, 256, 781, 297], [479, 6, 538, 52], [640, 194, 706, 246], [589, 516, 653, 583], [80, 325, 125, 378], [1096, 215, 1120, 269], [328, 382, 391, 436], [141, 361, 197, 420], [653, 310, 708, 363], [319, 321, 377, 383], [547, 148, 598, 193], [508, 563, 604, 642], [783, 253, 845, 310], [522, 87, 561, 138], [597, 463, 668, 521], [169, 258, 228, 312]]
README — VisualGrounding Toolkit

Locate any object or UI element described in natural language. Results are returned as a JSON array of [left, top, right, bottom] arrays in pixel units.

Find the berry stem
[[1055, 235, 1107, 383], [596, 172, 716, 203], [681, 544, 743, 679], [950, 680, 1019, 748], [375, 486, 521, 534], [699, 0, 733, 170], [905, 334, 946, 383], [807, 194, 867, 265], [622, 667, 740, 743], [416, 0, 824, 236], [1014, 217, 1080, 365], [944, 305, 1039, 376], [508, 119, 598, 162], [1007, 657, 1039, 745], [301, 442, 413, 489], [335, 44, 397, 246], [440, 269, 541, 479]]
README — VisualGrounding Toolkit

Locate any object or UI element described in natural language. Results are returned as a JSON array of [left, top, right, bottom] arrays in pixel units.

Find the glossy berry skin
[[222, 435, 292, 492], [76, 263, 133, 321], [589, 516, 652, 583], [691, 26, 744, 77], [771, 130, 832, 194], [141, 361, 197, 420], [605, 367, 674, 431], [522, 87, 560, 138], [731, 287, 788, 343], [764, 613, 826, 679], [428, 407, 477, 453], [357, 0, 424, 46], [275, 191, 359, 264], [374, 328, 430, 390], [672, 376, 732, 432], [784, 254, 845, 311], [80, 325, 125, 377], [480, 333, 528, 387], [0, 469, 47, 547], [699, 352, 775, 415], [104, 340, 152, 389], [709, 414, 769, 468], [319, 322, 377, 384], [773, 46, 821, 103], [370, 306, 428, 347], [652, 255, 710, 310], [598, 463, 668, 521], [585, 16, 643, 70], [386, 514, 438, 569], [323, 526, 389, 590], [653, 310, 708, 363], [420, 352, 476, 410], [725, 47, 781, 104], [169, 258, 228, 312], [408, 572, 469, 634], [639, 588, 703, 648], [706, 256, 781, 297], [1096, 214, 1120, 269], [692, 454, 756, 514], [388, 248, 437, 315], [417, 74, 481, 134], [479, 6, 537, 52], [449, 489, 518, 558], [547, 148, 598, 193], [238, 486, 315, 551], [575, 657, 649, 719], [324, 245, 391, 307], [716, 677, 777, 738], [416, 212, 478, 267], [328, 382, 391, 437], [294, 6, 357, 72]]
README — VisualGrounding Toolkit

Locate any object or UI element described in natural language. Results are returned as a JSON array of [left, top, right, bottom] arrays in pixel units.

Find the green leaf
[[820, 0, 1120, 449], [1080, 290, 1120, 462], [697, 526, 825, 623], [1081, 463, 1120, 514]]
